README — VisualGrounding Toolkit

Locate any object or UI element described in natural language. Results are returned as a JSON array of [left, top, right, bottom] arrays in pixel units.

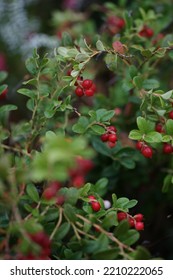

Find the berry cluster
[[139, 25, 154, 38], [101, 125, 118, 148], [19, 231, 51, 260], [136, 141, 153, 158], [75, 77, 96, 97], [69, 156, 94, 188], [117, 212, 144, 231], [88, 195, 101, 212]]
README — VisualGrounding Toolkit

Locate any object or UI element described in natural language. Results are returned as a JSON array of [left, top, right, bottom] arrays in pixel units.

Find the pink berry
[[75, 87, 84, 97], [141, 146, 153, 158], [82, 79, 93, 89], [88, 195, 96, 202], [108, 141, 116, 148], [91, 201, 101, 212], [134, 214, 144, 222], [108, 126, 117, 132], [135, 222, 144, 231]]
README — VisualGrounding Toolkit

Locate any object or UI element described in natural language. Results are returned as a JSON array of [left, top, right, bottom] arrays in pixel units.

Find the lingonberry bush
[[1, 1, 173, 260]]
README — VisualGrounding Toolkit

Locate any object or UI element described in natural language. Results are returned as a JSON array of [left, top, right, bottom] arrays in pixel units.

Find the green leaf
[[137, 117, 154, 133], [120, 158, 135, 169], [65, 187, 79, 205], [112, 193, 117, 207], [0, 71, 8, 83], [58, 47, 68, 57], [91, 125, 105, 135], [123, 199, 138, 209], [165, 119, 173, 136], [119, 229, 140, 246], [133, 246, 151, 260], [116, 219, 129, 237], [64, 204, 76, 222], [102, 211, 118, 228], [100, 110, 115, 122], [54, 222, 70, 241], [72, 117, 89, 134], [133, 76, 143, 89], [92, 248, 119, 260], [94, 178, 108, 196], [0, 105, 17, 114], [95, 109, 107, 121], [162, 135, 172, 142], [75, 53, 89, 62], [17, 88, 35, 98], [161, 90, 172, 100], [144, 131, 162, 143], [26, 184, 39, 203], [62, 32, 73, 46], [143, 79, 160, 90], [162, 174, 172, 193], [129, 65, 138, 79], [129, 129, 142, 140], [96, 40, 105, 51], [141, 49, 152, 57], [25, 57, 38, 75], [79, 183, 91, 197], [115, 197, 129, 208], [0, 84, 7, 94], [124, 10, 133, 30], [92, 137, 112, 157]]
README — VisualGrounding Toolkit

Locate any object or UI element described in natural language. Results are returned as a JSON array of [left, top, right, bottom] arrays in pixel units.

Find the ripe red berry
[[56, 195, 65, 206], [163, 143, 173, 154], [72, 175, 85, 188], [84, 89, 94, 97], [101, 133, 109, 142], [82, 79, 93, 89], [146, 28, 154, 38], [91, 201, 101, 212], [169, 110, 173, 119], [139, 26, 153, 38], [42, 187, 57, 200], [90, 83, 96, 93], [116, 17, 125, 29], [108, 134, 117, 143], [75, 87, 84, 97], [88, 195, 96, 202], [135, 222, 144, 231], [128, 217, 135, 228], [136, 141, 143, 150], [141, 146, 153, 158], [134, 214, 144, 222], [155, 123, 165, 133], [0, 88, 8, 100], [117, 212, 127, 221]]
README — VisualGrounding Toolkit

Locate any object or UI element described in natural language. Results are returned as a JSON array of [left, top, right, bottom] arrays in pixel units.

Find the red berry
[[84, 89, 94, 97], [136, 141, 143, 150], [56, 195, 65, 206], [29, 231, 50, 248], [116, 17, 125, 29], [117, 212, 127, 221], [42, 187, 57, 200], [163, 143, 173, 154], [88, 195, 96, 202], [0, 88, 8, 100], [128, 217, 135, 228], [90, 83, 96, 93], [169, 110, 173, 119], [155, 123, 165, 133], [112, 41, 125, 54], [101, 133, 109, 142], [108, 126, 117, 132], [108, 134, 117, 143], [134, 214, 144, 222], [82, 79, 93, 89], [75, 87, 84, 97], [91, 201, 101, 212], [108, 141, 116, 148], [135, 222, 144, 231], [72, 175, 85, 188], [146, 28, 154, 38], [48, 181, 61, 191], [139, 26, 153, 38], [141, 146, 153, 158]]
